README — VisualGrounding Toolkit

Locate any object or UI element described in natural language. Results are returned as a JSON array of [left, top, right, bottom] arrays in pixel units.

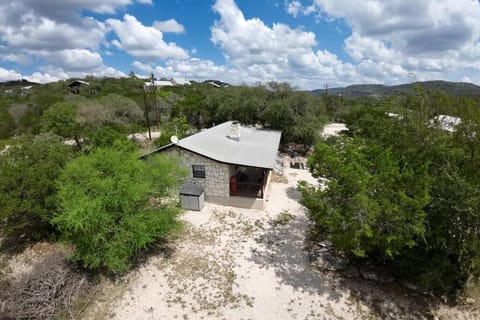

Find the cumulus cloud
[[3, 0, 151, 23], [133, 59, 236, 82], [107, 14, 189, 61], [2, 53, 32, 66], [1, 18, 106, 51], [0, 0, 150, 82], [0, 0, 108, 78], [314, 0, 480, 53], [212, 0, 316, 68], [285, 1, 316, 18], [0, 67, 23, 82], [3, 0, 480, 88], [210, 0, 358, 88], [153, 19, 185, 33], [25, 65, 126, 84], [281, 0, 480, 85], [37, 49, 105, 71]]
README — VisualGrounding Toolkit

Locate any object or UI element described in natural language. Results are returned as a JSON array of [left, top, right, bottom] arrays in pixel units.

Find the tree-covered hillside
[[312, 80, 480, 98]]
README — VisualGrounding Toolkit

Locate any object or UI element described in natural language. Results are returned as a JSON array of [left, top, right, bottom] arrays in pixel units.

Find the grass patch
[[271, 211, 295, 226]]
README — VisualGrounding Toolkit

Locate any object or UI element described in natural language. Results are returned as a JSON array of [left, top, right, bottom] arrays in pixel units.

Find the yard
[[79, 164, 478, 320]]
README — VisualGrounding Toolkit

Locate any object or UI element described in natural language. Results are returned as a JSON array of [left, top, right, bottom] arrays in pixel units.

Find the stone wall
[[164, 147, 230, 197]]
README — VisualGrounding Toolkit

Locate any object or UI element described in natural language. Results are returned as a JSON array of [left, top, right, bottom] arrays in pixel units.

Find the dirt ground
[[78, 164, 479, 320]]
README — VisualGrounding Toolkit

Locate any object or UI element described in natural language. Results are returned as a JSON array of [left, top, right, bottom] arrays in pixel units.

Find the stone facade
[[164, 147, 230, 197]]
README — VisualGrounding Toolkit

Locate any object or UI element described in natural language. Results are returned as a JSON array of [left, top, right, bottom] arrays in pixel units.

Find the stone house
[[151, 121, 282, 209]]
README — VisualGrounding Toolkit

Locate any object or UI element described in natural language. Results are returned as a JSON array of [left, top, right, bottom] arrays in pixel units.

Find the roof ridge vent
[[229, 121, 241, 141]]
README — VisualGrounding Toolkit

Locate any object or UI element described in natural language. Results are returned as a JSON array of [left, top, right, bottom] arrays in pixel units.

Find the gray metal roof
[[175, 121, 281, 169]]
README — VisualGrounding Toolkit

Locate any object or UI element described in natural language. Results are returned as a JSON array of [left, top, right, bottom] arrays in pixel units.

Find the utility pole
[[143, 85, 152, 140], [323, 83, 332, 113], [150, 73, 160, 129]]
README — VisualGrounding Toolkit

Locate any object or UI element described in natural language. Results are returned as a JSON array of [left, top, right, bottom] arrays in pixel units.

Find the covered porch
[[229, 166, 269, 199]]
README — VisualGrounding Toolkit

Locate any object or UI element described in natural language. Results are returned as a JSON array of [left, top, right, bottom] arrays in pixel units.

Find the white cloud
[[153, 19, 185, 34], [6, 0, 151, 19], [0, 16, 106, 51], [285, 1, 316, 18], [280, 0, 480, 86], [26, 72, 65, 84], [315, 1, 480, 56], [3, 0, 480, 89], [210, 0, 358, 88], [107, 14, 189, 61], [212, 0, 316, 67], [132, 59, 235, 82], [25, 65, 126, 84], [2, 53, 32, 65], [39, 49, 104, 71], [344, 32, 397, 62], [0, 67, 23, 82]]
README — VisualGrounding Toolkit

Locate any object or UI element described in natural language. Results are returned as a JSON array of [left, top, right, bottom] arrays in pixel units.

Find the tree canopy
[[301, 89, 480, 293], [0, 134, 73, 239]]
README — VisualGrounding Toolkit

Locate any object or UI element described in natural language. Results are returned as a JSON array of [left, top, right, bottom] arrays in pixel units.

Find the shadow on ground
[[285, 186, 302, 201], [248, 214, 447, 319], [248, 214, 342, 303]]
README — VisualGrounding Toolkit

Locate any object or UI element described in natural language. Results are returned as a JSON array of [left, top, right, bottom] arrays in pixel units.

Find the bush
[[53, 148, 186, 272], [0, 134, 73, 239]]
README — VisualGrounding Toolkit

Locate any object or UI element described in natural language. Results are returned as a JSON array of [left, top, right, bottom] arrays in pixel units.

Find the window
[[192, 165, 206, 178]]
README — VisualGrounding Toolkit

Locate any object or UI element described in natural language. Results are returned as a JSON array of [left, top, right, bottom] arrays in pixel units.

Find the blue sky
[[1, 0, 480, 89]]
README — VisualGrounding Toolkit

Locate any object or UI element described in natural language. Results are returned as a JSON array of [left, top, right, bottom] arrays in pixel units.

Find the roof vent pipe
[[229, 121, 241, 141]]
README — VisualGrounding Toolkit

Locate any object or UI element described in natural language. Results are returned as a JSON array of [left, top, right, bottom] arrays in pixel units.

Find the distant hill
[[312, 81, 480, 98]]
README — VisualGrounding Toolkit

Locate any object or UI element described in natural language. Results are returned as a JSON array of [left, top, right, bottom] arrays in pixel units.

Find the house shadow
[[247, 213, 342, 302]]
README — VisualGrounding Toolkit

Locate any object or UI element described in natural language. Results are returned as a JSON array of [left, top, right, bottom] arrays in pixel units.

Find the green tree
[[41, 101, 83, 149], [300, 137, 430, 259], [0, 134, 73, 239], [320, 90, 480, 293], [0, 108, 15, 139], [97, 93, 143, 126], [53, 148, 186, 272], [85, 125, 135, 150], [154, 115, 191, 148]]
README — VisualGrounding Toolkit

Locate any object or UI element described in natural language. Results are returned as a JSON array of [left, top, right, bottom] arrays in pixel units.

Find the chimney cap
[[229, 121, 241, 141]]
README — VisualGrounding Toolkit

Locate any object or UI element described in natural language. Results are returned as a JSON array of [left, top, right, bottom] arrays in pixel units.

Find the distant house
[[429, 114, 462, 132], [144, 80, 174, 88], [67, 80, 90, 94], [385, 112, 462, 132], [173, 78, 191, 86], [150, 121, 282, 209], [144, 78, 191, 89], [204, 80, 230, 88]]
